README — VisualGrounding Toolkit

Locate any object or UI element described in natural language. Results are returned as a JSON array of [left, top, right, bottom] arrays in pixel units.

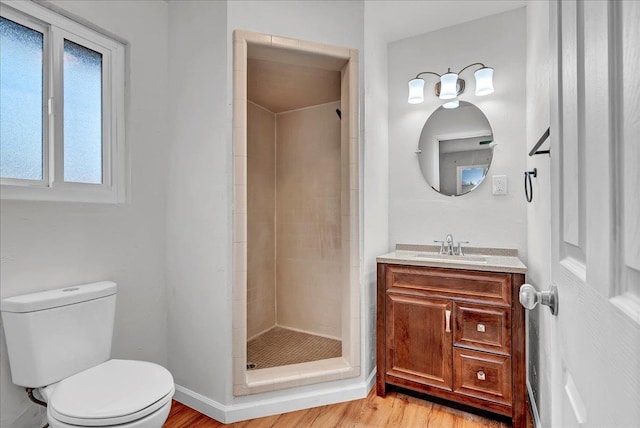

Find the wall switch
[[492, 175, 508, 195]]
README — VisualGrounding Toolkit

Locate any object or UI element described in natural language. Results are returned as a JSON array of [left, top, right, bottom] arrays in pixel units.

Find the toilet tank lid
[[0, 281, 117, 313]]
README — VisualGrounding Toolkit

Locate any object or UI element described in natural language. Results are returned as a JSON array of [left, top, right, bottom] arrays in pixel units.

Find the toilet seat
[[47, 359, 174, 427]]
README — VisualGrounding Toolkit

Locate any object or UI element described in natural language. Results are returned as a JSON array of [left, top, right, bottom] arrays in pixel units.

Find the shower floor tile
[[247, 327, 341, 370]]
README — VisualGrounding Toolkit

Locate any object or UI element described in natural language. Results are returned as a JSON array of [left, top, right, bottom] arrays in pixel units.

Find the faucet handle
[[434, 240, 446, 254], [456, 241, 469, 256]]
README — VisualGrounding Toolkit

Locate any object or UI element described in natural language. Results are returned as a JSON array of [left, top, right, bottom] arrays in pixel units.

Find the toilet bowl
[[0, 282, 175, 428], [41, 359, 174, 428]]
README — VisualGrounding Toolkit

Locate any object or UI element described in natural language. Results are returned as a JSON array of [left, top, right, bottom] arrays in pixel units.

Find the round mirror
[[417, 101, 494, 196]]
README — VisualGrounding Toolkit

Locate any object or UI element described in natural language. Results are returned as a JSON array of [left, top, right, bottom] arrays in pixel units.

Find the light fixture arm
[[456, 62, 487, 75], [413, 71, 441, 79], [414, 64, 488, 80]]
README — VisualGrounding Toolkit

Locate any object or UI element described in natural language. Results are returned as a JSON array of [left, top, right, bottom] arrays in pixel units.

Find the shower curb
[[173, 368, 376, 424]]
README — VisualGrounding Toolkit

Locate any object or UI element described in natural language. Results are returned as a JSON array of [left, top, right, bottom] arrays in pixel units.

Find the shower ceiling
[[247, 58, 340, 113]]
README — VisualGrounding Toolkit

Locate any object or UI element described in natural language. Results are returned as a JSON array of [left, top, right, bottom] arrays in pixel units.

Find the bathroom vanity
[[376, 245, 527, 427]]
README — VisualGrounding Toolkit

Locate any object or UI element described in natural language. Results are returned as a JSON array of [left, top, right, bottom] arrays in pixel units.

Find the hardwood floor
[[164, 388, 534, 427]]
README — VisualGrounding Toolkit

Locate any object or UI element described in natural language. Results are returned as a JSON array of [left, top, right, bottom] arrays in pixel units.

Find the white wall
[[362, 1, 390, 378], [388, 8, 527, 258], [166, 0, 230, 404], [0, 1, 170, 427], [525, 1, 551, 426]]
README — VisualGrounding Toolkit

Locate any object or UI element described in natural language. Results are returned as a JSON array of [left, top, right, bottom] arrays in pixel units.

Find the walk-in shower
[[232, 30, 360, 396]]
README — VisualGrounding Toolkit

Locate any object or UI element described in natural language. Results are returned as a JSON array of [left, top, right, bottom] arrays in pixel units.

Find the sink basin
[[409, 252, 488, 264]]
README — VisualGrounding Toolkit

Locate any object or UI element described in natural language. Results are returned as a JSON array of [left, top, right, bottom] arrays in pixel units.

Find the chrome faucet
[[434, 234, 469, 256], [445, 234, 454, 255]]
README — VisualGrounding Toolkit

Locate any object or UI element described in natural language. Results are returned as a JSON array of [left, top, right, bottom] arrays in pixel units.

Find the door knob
[[519, 284, 558, 315]]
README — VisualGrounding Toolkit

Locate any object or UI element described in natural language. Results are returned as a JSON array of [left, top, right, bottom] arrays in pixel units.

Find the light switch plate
[[492, 175, 508, 195]]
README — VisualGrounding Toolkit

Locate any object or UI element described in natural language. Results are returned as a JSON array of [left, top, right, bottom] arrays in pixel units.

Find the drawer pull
[[445, 310, 451, 332], [477, 323, 486, 332], [477, 370, 486, 381]]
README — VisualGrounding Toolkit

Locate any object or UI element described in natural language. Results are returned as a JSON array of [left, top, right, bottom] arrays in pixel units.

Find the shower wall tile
[[233, 126, 247, 157], [276, 101, 343, 339], [233, 40, 246, 72], [234, 184, 247, 213], [247, 102, 276, 339]]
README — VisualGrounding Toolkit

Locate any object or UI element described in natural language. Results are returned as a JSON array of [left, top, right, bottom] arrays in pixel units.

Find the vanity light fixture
[[407, 63, 494, 106]]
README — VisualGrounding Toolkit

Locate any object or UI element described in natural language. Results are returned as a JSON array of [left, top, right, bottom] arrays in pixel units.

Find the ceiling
[[367, 0, 526, 43], [247, 58, 341, 114]]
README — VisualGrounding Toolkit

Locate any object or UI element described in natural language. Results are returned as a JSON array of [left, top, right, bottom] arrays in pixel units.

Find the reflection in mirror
[[417, 101, 494, 196]]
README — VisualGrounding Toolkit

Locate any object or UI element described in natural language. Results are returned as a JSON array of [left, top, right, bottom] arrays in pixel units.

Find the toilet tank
[[0, 281, 117, 388]]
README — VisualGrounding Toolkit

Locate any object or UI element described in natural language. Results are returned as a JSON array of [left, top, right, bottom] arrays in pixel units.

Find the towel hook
[[524, 168, 537, 203]]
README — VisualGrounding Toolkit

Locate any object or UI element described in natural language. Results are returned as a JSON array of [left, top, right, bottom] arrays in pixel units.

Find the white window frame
[[0, 1, 125, 203]]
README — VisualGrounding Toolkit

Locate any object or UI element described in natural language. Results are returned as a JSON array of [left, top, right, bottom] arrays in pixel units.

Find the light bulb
[[443, 100, 459, 109]]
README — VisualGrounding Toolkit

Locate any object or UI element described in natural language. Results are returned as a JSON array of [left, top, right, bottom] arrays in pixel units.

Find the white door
[[548, 0, 640, 427]]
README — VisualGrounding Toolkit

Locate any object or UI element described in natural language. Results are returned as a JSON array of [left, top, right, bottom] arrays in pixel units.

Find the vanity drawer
[[386, 265, 511, 307], [453, 348, 512, 406], [454, 303, 511, 355]]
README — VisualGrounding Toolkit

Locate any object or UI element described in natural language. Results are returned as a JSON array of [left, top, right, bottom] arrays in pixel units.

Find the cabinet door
[[386, 293, 453, 391]]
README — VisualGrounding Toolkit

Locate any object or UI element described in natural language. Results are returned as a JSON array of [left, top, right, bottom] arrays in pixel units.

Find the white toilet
[[0, 281, 175, 428]]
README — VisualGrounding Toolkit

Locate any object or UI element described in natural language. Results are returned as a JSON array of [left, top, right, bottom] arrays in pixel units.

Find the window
[[0, 1, 125, 202]]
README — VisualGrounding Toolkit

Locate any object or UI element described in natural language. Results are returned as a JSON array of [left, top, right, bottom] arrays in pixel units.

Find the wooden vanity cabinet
[[376, 264, 526, 427]]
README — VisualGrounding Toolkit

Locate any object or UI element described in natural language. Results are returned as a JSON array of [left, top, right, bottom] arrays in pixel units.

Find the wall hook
[[524, 168, 537, 203]]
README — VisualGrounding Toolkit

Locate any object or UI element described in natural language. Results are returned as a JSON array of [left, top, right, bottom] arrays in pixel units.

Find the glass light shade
[[442, 100, 459, 109], [408, 78, 425, 104], [474, 67, 494, 96], [439, 72, 459, 99]]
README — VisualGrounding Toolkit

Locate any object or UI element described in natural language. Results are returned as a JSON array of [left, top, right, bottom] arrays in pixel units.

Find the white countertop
[[377, 244, 527, 274]]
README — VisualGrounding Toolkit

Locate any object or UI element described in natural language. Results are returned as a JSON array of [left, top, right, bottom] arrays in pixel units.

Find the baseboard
[[173, 385, 227, 423], [527, 380, 541, 428], [174, 368, 376, 423], [366, 367, 376, 392]]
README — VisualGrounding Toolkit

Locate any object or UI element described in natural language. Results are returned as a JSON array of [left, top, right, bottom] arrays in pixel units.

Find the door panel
[[619, 0, 640, 310], [549, 1, 640, 426], [559, 0, 582, 251], [386, 293, 452, 390]]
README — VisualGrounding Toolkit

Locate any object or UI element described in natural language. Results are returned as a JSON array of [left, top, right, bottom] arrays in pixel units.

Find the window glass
[[0, 17, 44, 180], [63, 39, 102, 184]]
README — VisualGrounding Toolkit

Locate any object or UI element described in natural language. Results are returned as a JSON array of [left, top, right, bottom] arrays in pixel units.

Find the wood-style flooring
[[164, 388, 534, 427]]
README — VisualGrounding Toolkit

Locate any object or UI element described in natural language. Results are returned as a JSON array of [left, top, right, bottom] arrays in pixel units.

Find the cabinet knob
[[477, 370, 486, 381], [477, 323, 485, 332]]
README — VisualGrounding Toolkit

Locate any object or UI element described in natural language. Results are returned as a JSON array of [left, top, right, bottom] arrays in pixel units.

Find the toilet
[[0, 281, 175, 428]]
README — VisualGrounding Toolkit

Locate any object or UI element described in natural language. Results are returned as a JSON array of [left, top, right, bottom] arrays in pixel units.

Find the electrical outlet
[[492, 175, 508, 195]]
